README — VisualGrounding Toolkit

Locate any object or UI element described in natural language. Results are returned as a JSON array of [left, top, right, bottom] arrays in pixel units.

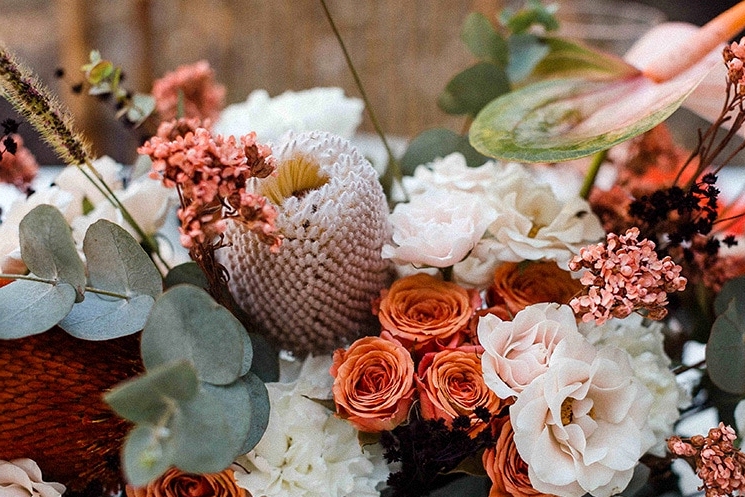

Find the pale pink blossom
[[152, 60, 226, 122]]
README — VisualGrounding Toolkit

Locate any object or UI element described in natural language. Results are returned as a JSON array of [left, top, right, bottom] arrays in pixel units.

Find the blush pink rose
[[330, 336, 416, 432], [416, 347, 506, 436]]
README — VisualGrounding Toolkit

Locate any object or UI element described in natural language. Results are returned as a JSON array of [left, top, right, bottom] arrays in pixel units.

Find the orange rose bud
[[376, 273, 479, 353], [330, 336, 416, 433], [125, 467, 247, 497], [416, 347, 506, 437]]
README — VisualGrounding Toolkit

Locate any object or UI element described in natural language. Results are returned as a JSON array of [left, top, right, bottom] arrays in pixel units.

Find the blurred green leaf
[[105, 360, 199, 425], [501, 0, 559, 34], [19, 204, 86, 300], [164, 262, 209, 290], [438, 62, 510, 117], [714, 275, 745, 316], [238, 372, 270, 454], [400, 128, 491, 175], [530, 37, 640, 82], [247, 332, 279, 382], [141, 285, 245, 385], [0, 279, 76, 339], [707, 300, 745, 394], [122, 424, 175, 487], [60, 294, 155, 340], [461, 12, 508, 66], [506, 33, 550, 83]]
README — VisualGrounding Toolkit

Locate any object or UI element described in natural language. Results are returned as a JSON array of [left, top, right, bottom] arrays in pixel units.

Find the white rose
[[511, 334, 655, 497], [382, 190, 497, 268], [479, 303, 581, 398], [485, 175, 605, 269], [0, 459, 65, 497], [53, 156, 124, 220]]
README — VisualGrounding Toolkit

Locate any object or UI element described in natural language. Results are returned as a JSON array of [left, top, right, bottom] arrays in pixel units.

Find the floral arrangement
[[4, 1, 745, 497]]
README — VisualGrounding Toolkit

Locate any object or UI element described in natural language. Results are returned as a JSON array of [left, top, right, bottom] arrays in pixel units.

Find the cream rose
[[478, 303, 581, 398], [510, 335, 655, 497], [0, 459, 65, 497], [382, 189, 497, 268], [331, 336, 416, 432]]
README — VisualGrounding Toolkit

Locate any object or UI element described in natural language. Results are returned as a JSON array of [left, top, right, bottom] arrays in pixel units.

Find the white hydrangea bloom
[[219, 131, 391, 355], [233, 356, 388, 497], [579, 314, 687, 457], [214, 88, 364, 142], [53, 156, 124, 220]]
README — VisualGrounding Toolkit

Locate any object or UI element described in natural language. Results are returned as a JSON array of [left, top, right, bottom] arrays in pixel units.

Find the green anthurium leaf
[[506, 33, 550, 83], [0, 279, 76, 339], [247, 332, 279, 383], [714, 275, 745, 316], [59, 293, 155, 340], [706, 300, 745, 395], [238, 372, 270, 454], [400, 128, 491, 176], [438, 62, 510, 117], [469, 70, 707, 163], [529, 37, 641, 82], [121, 424, 175, 486], [170, 388, 236, 474], [164, 262, 209, 291], [83, 219, 162, 299], [104, 360, 199, 425], [202, 381, 254, 458], [19, 204, 86, 300], [461, 12, 508, 66], [141, 285, 245, 385]]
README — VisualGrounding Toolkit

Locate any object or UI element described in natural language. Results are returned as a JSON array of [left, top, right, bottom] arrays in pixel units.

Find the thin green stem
[[319, 0, 407, 203], [579, 150, 607, 199], [0, 273, 130, 299]]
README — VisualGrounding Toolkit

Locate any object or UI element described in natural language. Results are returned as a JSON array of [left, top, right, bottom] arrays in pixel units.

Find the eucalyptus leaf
[[461, 12, 508, 66], [141, 285, 245, 385], [83, 219, 162, 299], [122, 424, 175, 486], [104, 360, 199, 425], [438, 62, 510, 117], [59, 293, 155, 340], [0, 279, 77, 339], [247, 332, 279, 382], [238, 372, 271, 454], [400, 128, 491, 176], [469, 71, 707, 163], [164, 262, 209, 290], [202, 381, 253, 458], [714, 275, 745, 316], [19, 204, 86, 300], [239, 331, 254, 377], [506, 33, 550, 83], [706, 300, 745, 394]]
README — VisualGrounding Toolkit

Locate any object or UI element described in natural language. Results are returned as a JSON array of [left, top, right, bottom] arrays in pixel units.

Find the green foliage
[[707, 277, 745, 395], [499, 0, 559, 35], [438, 62, 510, 117], [164, 262, 210, 290], [460, 12, 508, 67], [0, 207, 161, 340], [400, 128, 490, 176], [106, 285, 271, 485]]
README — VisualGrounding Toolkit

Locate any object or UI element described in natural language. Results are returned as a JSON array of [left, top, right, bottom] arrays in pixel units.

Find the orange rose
[[125, 467, 247, 497], [416, 347, 506, 436], [376, 273, 479, 352], [330, 335, 416, 432], [483, 419, 551, 497], [486, 261, 581, 318]]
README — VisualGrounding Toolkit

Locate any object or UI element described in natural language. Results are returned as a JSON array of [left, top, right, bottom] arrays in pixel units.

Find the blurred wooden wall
[[0, 0, 504, 164]]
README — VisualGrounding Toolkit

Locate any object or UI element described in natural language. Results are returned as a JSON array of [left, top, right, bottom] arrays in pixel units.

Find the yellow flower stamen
[[260, 154, 329, 205]]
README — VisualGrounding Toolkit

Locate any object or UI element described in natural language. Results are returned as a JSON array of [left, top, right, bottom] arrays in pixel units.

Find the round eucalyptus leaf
[[202, 381, 253, 459], [438, 62, 510, 117], [122, 424, 176, 486], [59, 293, 155, 340], [19, 204, 86, 299], [239, 331, 253, 377], [238, 372, 270, 454], [461, 12, 507, 66], [164, 262, 209, 290], [142, 285, 245, 385], [400, 128, 490, 176], [171, 388, 235, 474], [104, 360, 199, 425], [0, 279, 76, 339], [83, 219, 162, 299], [247, 332, 279, 383], [706, 300, 745, 395], [714, 275, 745, 316]]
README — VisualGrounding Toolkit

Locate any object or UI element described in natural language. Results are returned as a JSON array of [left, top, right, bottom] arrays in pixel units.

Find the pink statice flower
[[668, 423, 745, 497], [138, 118, 279, 251], [568, 227, 687, 324], [725, 37, 745, 93], [0, 133, 38, 193], [151, 60, 226, 122]]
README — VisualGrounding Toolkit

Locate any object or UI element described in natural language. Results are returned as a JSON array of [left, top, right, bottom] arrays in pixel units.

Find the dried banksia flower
[[0, 44, 92, 166], [219, 131, 391, 355]]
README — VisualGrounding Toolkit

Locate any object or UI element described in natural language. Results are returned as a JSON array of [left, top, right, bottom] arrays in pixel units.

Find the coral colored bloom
[[483, 420, 551, 497], [416, 347, 506, 436], [376, 273, 480, 353], [0, 134, 38, 192], [151, 60, 226, 122], [125, 467, 247, 497], [330, 336, 416, 433]]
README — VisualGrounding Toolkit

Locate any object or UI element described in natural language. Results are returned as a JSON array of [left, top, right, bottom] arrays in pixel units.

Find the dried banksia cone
[[0, 327, 142, 493], [219, 131, 392, 355]]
